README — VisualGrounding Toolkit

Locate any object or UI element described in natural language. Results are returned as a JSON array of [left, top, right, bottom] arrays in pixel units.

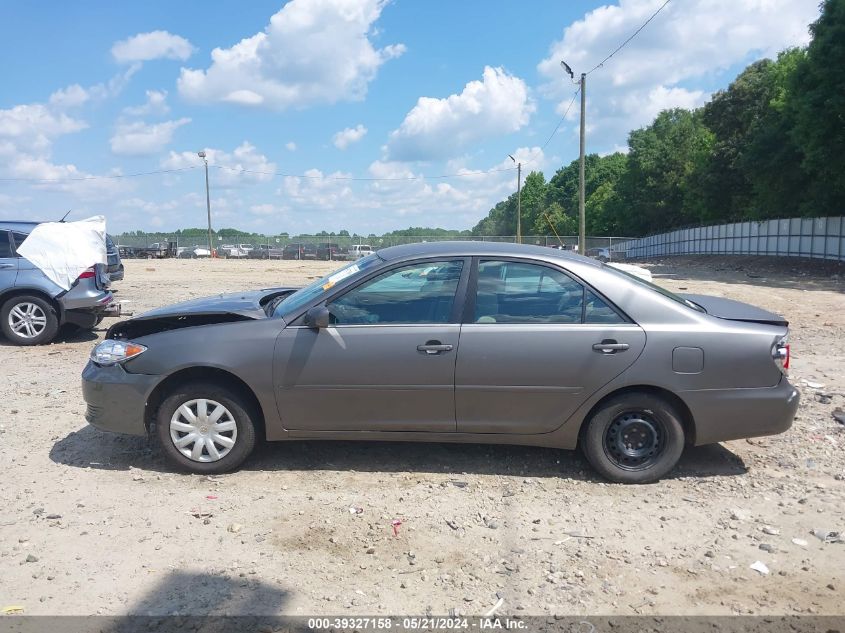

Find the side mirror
[[304, 304, 330, 329]]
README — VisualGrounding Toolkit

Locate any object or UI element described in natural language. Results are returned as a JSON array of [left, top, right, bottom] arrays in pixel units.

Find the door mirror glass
[[304, 304, 330, 329]]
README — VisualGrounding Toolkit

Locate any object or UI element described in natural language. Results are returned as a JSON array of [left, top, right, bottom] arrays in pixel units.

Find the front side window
[[329, 260, 464, 325], [474, 260, 624, 324]]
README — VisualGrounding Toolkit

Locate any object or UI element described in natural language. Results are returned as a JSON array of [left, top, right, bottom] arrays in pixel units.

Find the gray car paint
[[82, 241, 798, 451]]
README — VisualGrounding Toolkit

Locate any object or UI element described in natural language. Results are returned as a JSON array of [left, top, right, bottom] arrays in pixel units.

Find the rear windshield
[[605, 264, 705, 312]]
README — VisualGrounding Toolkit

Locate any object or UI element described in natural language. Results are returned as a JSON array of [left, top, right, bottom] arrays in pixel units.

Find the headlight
[[90, 340, 147, 366]]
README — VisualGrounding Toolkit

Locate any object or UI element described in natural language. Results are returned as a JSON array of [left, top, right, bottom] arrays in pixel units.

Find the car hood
[[680, 293, 787, 326], [106, 287, 299, 340]]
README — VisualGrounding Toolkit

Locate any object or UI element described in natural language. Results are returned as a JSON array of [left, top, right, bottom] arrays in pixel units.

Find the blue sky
[[0, 0, 820, 235]]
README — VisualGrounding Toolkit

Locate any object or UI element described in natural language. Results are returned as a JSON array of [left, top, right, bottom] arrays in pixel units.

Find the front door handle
[[0, 263, 15, 269], [592, 340, 629, 354], [417, 341, 453, 355]]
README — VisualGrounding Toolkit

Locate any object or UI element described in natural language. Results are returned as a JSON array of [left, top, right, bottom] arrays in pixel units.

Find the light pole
[[561, 61, 586, 255], [508, 154, 522, 244], [198, 150, 212, 256]]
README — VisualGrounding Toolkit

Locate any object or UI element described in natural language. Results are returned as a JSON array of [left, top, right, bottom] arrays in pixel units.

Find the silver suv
[[0, 221, 114, 345]]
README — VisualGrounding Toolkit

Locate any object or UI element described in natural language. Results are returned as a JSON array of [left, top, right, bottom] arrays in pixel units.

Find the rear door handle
[[592, 340, 629, 354], [417, 341, 453, 355], [0, 263, 15, 269]]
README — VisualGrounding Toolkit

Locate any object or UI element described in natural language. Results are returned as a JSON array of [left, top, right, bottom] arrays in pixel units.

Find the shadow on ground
[[640, 256, 845, 293], [51, 424, 747, 481]]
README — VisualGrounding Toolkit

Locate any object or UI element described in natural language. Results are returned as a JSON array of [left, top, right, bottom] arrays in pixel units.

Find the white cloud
[[48, 84, 90, 108], [267, 147, 544, 234], [285, 141, 297, 152], [161, 142, 277, 186], [0, 104, 87, 152], [123, 90, 170, 116], [538, 0, 820, 150], [386, 66, 535, 161], [177, 0, 405, 110], [250, 203, 278, 216], [110, 118, 191, 156], [112, 30, 195, 63], [333, 124, 368, 149]]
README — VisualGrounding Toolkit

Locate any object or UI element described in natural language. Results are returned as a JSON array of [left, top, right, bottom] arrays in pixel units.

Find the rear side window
[[11, 232, 28, 254], [0, 231, 12, 258], [474, 260, 626, 325]]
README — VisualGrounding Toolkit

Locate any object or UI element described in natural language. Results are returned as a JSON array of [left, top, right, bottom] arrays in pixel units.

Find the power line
[[521, 87, 581, 168], [586, 0, 672, 75], [211, 164, 517, 181], [0, 166, 199, 183]]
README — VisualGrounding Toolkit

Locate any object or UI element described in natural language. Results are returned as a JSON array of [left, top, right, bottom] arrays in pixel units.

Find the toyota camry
[[82, 242, 798, 483]]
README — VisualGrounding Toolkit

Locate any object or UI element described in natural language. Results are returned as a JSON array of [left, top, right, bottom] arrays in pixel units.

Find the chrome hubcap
[[169, 398, 238, 463], [8, 302, 47, 339], [604, 411, 664, 470]]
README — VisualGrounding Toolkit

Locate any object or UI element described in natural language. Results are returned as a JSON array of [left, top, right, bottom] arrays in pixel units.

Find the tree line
[[472, 0, 844, 238]]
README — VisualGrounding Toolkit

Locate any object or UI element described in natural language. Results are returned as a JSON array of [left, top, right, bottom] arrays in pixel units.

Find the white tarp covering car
[[16, 216, 108, 291]]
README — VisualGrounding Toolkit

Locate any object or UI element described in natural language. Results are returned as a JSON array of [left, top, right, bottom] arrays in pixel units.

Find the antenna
[[59, 209, 72, 222]]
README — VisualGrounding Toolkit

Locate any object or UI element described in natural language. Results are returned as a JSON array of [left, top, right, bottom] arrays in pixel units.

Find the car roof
[[0, 221, 41, 233], [377, 240, 601, 267]]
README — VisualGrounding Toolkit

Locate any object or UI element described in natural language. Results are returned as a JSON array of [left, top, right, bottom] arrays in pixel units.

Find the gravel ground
[[0, 256, 843, 617]]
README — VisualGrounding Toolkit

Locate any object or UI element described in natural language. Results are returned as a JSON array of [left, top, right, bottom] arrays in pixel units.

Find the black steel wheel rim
[[604, 410, 665, 470]]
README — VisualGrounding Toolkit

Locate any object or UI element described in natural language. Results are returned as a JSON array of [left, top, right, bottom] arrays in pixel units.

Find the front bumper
[[683, 376, 800, 445], [82, 361, 159, 436]]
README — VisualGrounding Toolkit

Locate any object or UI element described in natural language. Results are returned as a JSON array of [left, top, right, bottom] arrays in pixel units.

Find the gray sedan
[[82, 242, 798, 483]]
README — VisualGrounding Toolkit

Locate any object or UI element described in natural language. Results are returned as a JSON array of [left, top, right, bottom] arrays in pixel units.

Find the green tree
[[619, 109, 714, 235], [790, 0, 845, 215]]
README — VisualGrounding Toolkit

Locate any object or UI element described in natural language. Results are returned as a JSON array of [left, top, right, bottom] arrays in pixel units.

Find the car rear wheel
[[156, 382, 257, 474], [1, 295, 59, 346], [581, 392, 685, 484]]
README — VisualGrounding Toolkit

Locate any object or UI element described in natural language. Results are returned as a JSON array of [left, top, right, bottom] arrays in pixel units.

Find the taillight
[[772, 336, 790, 374], [78, 267, 96, 279]]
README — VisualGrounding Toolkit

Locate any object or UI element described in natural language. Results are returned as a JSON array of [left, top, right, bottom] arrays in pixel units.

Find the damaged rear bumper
[[82, 361, 158, 436]]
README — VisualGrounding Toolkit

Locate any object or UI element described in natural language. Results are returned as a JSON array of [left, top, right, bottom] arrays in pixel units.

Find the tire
[[156, 382, 257, 474], [1, 295, 59, 346], [581, 392, 685, 484]]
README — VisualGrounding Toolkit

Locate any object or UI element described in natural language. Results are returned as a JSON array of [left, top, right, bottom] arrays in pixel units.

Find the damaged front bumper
[[82, 361, 158, 436]]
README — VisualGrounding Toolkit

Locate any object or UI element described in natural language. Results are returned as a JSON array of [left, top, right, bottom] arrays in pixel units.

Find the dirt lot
[[0, 256, 843, 617]]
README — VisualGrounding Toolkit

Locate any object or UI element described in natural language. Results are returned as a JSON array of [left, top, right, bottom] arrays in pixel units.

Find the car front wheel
[[156, 382, 257, 474], [581, 392, 685, 484], [1, 295, 59, 345]]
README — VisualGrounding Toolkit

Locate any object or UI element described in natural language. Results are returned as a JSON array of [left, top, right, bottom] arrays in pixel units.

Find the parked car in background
[[219, 245, 249, 259], [137, 242, 177, 259], [83, 241, 797, 483], [105, 234, 124, 282], [1, 221, 114, 345], [282, 243, 317, 260], [238, 244, 254, 255], [316, 242, 346, 260], [249, 244, 284, 259], [117, 245, 137, 259], [178, 246, 211, 259], [586, 247, 611, 262], [349, 244, 375, 259]]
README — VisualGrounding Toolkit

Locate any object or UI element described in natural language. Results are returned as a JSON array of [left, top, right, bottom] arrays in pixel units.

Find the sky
[[0, 0, 821, 236]]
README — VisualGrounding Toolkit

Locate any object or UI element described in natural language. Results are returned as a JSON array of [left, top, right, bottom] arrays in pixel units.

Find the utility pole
[[509, 154, 522, 244], [578, 72, 586, 255], [198, 151, 212, 256]]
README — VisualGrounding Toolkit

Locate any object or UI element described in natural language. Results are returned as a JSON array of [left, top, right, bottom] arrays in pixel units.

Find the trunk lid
[[680, 293, 788, 326]]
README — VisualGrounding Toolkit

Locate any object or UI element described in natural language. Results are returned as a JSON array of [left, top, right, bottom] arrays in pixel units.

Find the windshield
[[605, 264, 705, 312], [271, 254, 381, 318]]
